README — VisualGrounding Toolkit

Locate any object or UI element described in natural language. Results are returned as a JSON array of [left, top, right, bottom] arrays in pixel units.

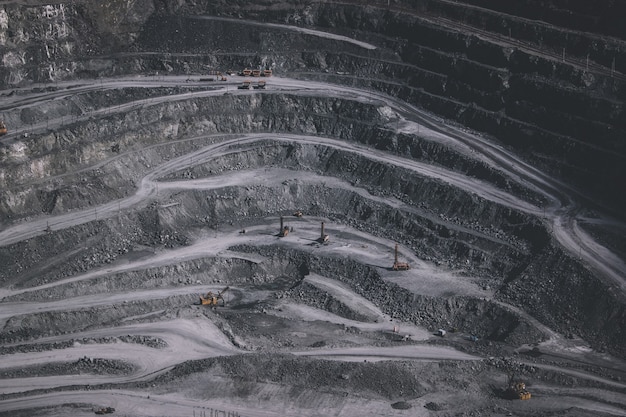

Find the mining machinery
[[94, 407, 115, 415], [392, 243, 410, 270], [505, 374, 531, 400], [253, 80, 266, 89], [199, 286, 230, 306], [0, 121, 7, 136], [279, 216, 290, 237], [238, 80, 251, 89], [204, 70, 227, 81], [318, 222, 329, 243], [293, 210, 303, 217]]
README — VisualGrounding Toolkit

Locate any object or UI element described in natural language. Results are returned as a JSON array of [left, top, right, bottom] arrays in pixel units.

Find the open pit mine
[[0, 1, 625, 416]]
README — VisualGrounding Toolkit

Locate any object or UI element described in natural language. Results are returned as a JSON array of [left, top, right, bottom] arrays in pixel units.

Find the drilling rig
[[318, 222, 329, 243], [279, 216, 290, 237], [392, 243, 410, 270]]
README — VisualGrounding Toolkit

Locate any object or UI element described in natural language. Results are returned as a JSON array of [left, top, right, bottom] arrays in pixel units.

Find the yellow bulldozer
[[199, 286, 230, 306]]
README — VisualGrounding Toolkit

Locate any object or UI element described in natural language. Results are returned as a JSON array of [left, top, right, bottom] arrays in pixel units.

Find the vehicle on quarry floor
[[505, 374, 531, 400], [278, 216, 289, 237], [94, 407, 115, 414], [0, 121, 7, 136], [199, 286, 230, 306], [392, 243, 410, 270], [238, 80, 251, 89], [392, 262, 410, 270], [204, 70, 227, 81], [262, 69, 272, 77], [253, 80, 266, 89], [240, 68, 252, 76], [293, 210, 303, 217], [252, 69, 261, 77], [318, 222, 329, 243]]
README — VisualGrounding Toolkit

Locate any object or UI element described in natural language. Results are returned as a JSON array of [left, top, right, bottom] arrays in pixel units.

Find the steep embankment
[[1, 1, 625, 213], [2, 3, 626, 416], [0, 1, 625, 357]]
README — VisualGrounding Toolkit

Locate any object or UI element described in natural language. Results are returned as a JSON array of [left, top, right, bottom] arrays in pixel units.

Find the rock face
[[1, 2, 625, 417], [1, 0, 624, 215], [0, 0, 624, 356]]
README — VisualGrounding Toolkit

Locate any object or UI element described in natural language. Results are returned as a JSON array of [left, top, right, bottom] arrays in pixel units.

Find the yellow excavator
[[506, 374, 531, 400], [199, 286, 230, 306]]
